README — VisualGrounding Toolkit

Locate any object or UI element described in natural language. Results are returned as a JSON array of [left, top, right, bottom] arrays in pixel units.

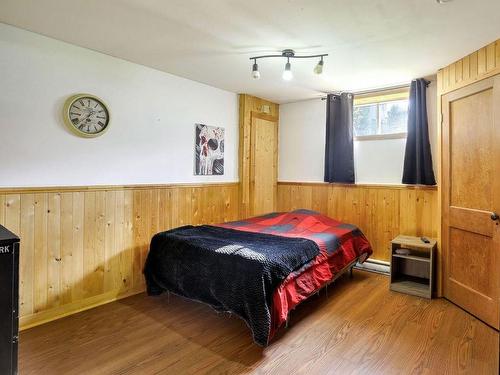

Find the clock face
[[64, 95, 110, 137]]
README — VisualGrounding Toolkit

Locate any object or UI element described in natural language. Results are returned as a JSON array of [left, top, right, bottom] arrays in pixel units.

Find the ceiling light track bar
[[249, 53, 328, 61], [250, 49, 328, 80]]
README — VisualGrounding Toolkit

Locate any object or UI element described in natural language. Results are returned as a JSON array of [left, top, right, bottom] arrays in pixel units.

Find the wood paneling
[[239, 94, 279, 218], [0, 183, 239, 329], [277, 182, 438, 262], [439, 39, 500, 95]]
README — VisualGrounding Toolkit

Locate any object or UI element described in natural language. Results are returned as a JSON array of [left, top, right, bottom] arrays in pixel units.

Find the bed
[[143, 209, 372, 346]]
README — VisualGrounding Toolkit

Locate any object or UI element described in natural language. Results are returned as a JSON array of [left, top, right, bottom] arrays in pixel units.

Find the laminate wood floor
[[19, 270, 499, 374]]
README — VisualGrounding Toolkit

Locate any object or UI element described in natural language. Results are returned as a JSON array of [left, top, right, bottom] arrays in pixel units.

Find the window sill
[[354, 132, 407, 141]]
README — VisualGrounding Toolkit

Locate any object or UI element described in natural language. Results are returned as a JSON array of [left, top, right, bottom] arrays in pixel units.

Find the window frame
[[353, 89, 410, 141]]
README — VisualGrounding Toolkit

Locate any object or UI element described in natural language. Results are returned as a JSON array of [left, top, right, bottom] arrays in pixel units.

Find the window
[[353, 91, 409, 140]]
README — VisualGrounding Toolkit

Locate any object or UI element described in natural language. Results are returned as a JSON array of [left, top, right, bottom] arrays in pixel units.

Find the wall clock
[[63, 94, 110, 137]]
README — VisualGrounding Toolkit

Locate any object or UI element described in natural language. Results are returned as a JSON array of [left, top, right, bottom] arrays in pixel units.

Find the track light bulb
[[282, 61, 293, 81], [251, 62, 260, 79], [314, 58, 324, 74]]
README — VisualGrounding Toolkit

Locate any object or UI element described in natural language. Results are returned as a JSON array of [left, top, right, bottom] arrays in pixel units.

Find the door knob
[[491, 212, 499, 221]]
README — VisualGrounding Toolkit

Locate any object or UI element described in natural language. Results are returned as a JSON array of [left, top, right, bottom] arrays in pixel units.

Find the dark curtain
[[324, 93, 355, 183], [402, 79, 436, 185]]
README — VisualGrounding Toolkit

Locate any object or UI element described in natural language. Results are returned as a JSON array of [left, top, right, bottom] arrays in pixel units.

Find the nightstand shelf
[[392, 253, 430, 263], [390, 235, 436, 299]]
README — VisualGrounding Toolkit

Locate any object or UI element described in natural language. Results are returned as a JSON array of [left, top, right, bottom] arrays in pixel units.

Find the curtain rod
[[320, 82, 424, 100]]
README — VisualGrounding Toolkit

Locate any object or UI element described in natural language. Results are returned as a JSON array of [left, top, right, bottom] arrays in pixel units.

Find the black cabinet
[[0, 225, 19, 375]]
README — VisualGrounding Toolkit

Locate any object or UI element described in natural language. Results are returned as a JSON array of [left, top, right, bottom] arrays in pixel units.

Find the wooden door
[[442, 76, 500, 329], [250, 113, 278, 216]]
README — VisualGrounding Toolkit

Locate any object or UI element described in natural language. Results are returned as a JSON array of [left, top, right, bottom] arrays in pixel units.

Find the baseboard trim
[[20, 287, 144, 331], [355, 259, 390, 275]]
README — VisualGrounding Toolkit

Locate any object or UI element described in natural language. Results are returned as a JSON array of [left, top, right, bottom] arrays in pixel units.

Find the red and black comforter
[[219, 209, 373, 340], [144, 210, 372, 346]]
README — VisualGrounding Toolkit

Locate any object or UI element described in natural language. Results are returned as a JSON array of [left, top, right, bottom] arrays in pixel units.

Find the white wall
[[278, 99, 327, 182], [353, 138, 407, 184], [0, 24, 238, 187], [279, 80, 438, 184]]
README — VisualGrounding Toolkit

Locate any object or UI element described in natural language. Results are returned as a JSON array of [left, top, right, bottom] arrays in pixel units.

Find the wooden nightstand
[[390, 235, 436, 299]]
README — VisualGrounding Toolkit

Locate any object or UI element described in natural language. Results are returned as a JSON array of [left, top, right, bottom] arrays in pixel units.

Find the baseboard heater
[[355, 258, 390, 275]]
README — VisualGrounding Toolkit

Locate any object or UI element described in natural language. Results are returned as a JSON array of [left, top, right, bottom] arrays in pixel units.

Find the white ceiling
[[1, 0, 499, 103]]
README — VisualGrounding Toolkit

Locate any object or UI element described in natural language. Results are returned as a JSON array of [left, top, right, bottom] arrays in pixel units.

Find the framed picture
[[194, 124, 224, 175]]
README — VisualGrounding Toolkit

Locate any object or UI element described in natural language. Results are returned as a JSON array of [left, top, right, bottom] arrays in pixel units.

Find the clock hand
[[77, 112, 92, 126]]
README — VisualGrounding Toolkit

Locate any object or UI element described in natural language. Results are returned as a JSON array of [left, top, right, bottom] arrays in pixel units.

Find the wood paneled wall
[[277, 182, 438, 262], [0, 183, 239, 329], [438, 39, 500, 95], [239, 94, 279, 218]]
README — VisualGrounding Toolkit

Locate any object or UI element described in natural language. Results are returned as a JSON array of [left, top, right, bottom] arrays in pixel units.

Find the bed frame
[[283, 256, 361, 330]]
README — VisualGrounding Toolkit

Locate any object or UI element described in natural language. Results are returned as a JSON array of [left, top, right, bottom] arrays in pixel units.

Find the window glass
[[380, 100, 408, 134], [353, 104, 377, 136], [353, 98, 408, 138]]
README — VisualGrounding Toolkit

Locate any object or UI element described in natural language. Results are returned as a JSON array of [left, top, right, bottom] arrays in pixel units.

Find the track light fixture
[[314, 56, 324, 74], [251, 59, 260, 79], [250, 49, 328, 81], [282, 58, 293, 81]]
